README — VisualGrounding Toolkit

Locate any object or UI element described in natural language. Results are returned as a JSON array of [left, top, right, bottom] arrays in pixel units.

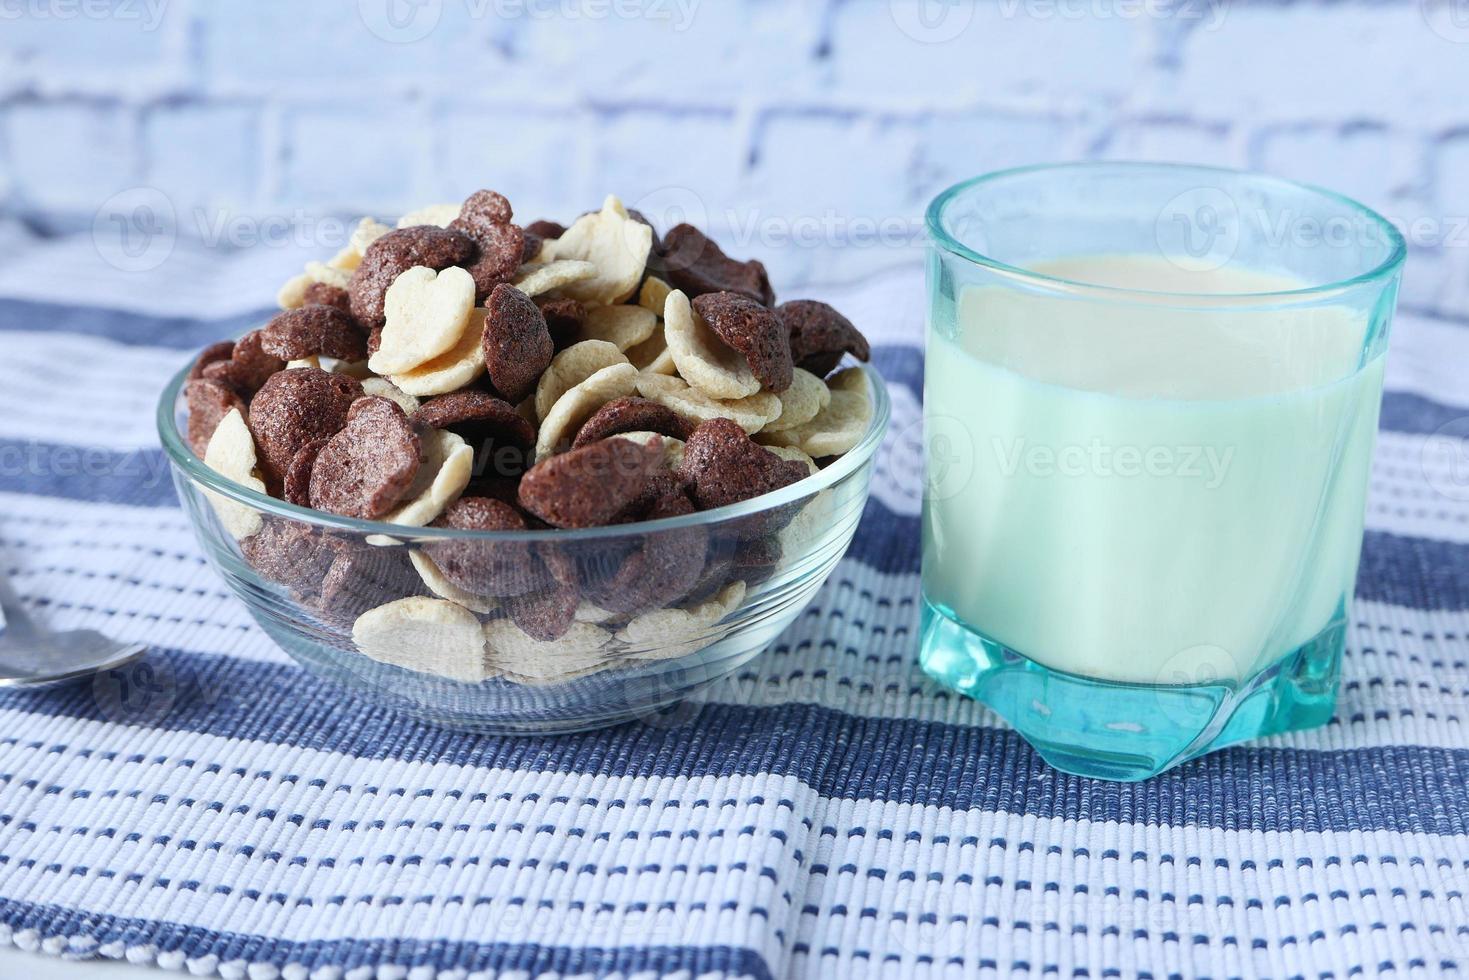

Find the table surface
[[0, 948, 154, 977], [2, 232, 1468, 978]]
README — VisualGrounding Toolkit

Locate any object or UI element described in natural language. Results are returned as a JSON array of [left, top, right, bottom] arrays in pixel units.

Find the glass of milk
[[920, 163, 1405, 780]]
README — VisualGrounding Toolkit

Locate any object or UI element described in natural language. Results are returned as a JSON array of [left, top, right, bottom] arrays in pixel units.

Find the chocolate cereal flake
[[657, 223, 775, 306], [536, 296, 586, 350], [425, 496, 539, 597], [587, 487, 706, 615], [610, 467, 686, 525], [452, 189, 514, 234], [188, 340, 236, 381], [691, 292, 793, 392], [246, 367, 364, 494], [777, 299, 871, 377], [184, 378, 247, 458], [301, 282, 354, 317], [679, 417, 808, 511], [261, 305, 369, 362], [451, 190, 526, 301], [308, 396, 423, 520], [282, 436, 330, 507], [571, 396, 692, 449], [522, 231, 543, 263], [411, 390, 536, 479], [315, 542, 426, 627], [518, 437, 662, 529], [241, 517, 336, 598], [200, 329, 286, 399], [347, 225, 476, 327], [525, 219, 566, 240], [464, 223, 527, 301], [505, 542, 580, 641], [483, 284, 554, 404]]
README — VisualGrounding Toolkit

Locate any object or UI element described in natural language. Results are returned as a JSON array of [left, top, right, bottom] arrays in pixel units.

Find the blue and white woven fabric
[[1, 229, 1467, 979]]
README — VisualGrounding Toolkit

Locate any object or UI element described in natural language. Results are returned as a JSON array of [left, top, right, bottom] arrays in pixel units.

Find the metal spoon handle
[[0, 572, 42, 642]]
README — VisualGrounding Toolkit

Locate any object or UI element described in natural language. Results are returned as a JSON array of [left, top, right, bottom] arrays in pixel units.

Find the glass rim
[[925, 161, 1408, 304], [156, 357, 891, 543]]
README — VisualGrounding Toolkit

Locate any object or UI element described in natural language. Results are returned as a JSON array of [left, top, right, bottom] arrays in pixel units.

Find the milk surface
[[923, 256, 1384, 684]]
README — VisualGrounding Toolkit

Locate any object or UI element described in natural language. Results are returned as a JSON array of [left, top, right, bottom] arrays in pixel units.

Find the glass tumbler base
[[919, 597, 1343, 781]]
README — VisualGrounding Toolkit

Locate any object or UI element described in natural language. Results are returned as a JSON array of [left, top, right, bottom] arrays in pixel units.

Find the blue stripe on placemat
[[0, 900, 775, 979], [1379, 391, 1469, 436], [0, 440, 177, 507], [0, 298, 270, 350], [842, 524, 1469, 612], [873, 344, 922, 396], [1357, 532, 1469, 610], [5, 645, 1468, 835]]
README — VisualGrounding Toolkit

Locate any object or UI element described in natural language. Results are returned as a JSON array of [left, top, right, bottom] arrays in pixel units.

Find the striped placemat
[[0, 233, 1467, 978]]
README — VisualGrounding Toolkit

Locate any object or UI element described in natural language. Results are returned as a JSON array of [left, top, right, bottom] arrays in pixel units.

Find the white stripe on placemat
[[0, 233, 309, 320], [0, 709, 1460, 980], [0, 332, 192, 451]]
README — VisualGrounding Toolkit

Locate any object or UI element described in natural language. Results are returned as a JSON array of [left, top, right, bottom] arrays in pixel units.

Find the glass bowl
[[157, 358, 890, 734]]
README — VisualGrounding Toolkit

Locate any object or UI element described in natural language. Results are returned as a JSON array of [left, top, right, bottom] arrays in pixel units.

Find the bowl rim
[[157, 354, 892, 542]]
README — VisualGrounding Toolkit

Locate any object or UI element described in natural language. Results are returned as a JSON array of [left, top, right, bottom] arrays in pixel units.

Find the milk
[[922, 256, 1384, 685]]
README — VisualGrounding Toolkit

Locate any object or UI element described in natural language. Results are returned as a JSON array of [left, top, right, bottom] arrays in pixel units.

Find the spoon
[[0, 570, 146, 688]]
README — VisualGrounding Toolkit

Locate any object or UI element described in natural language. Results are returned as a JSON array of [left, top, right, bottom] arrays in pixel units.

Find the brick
[[742, 112, 924, 286], [196, 0, 509, 96], [1432, 135, 1469, 251], [4, 0, 1464, 303], [1254, 125, 1422, 220], [1419, 136, 1469, 311], [1431, 252, 1469, 321], [0, 140, 12, 208], [914, 112, 1078, 200], [435, 108, 589, 225], [6, 102, 139, 212], [0, 0, 183, 97], [1166, 7, 1469, 123], [591, 110, 743, 233], [1105, 120, 1241, 169], [510, 0, 824, 104], [143, 104, 259, 211], [796, 241, 923, 295], [829, 2, 1142, 106], [1399, 246, 1453, 314], [279, 107, 432, 215]]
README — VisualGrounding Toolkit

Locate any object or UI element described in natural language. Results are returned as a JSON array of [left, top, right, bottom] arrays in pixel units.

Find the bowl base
[[257, 613, 768, 735]]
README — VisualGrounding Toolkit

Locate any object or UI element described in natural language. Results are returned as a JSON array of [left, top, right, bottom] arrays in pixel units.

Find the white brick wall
[[1, 0, 1465, 314]]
